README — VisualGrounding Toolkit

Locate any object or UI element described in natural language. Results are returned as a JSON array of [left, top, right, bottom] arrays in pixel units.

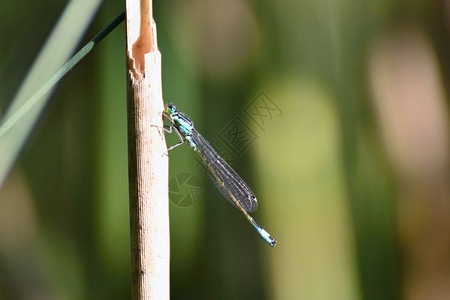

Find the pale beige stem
[[125, 0, 169, 299]]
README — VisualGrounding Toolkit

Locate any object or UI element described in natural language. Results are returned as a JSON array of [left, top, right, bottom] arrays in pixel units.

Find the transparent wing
[[191, 128, 258, 213]]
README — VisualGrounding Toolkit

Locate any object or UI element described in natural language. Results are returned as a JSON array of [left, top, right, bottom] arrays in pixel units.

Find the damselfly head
[[165, 103, 177, 115]]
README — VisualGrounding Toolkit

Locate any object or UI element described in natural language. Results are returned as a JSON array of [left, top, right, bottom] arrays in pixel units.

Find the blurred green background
[[1, 0, 449, 299]]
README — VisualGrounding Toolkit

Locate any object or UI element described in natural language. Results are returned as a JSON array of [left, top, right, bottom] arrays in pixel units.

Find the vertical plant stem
[[125, 0, 169, 299]]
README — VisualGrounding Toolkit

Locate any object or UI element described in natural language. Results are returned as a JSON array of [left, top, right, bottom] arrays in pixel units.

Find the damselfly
[[163, 104, 276, 247]]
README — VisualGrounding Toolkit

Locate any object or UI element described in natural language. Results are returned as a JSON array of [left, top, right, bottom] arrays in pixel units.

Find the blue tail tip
[[268, 237, 277, 247], [259, 228, 277, 247]]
